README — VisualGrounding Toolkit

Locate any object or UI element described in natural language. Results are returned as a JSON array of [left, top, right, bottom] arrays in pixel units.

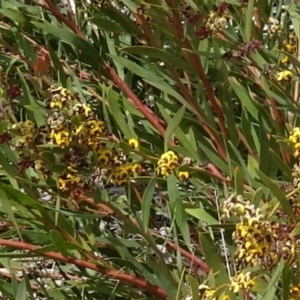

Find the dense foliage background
[[0, 0, 300, 299]]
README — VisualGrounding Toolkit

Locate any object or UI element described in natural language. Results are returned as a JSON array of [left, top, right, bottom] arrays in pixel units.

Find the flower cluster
[[290, 283, 300, 300], [229, 271, 254, 294], [276, 70, 293, 82], [282, 32, 297, 65], [289, 127, 300, 159], [286, 128, 300, 219], [268, 17, 282, 35], [0, 98, 12, 118], [7, 84, 196, 199], [205, 4, 231, 33], [222, 195, 276, 269], [222, 194, 300, 270], [43, 86, 144, 191], [196, 3, 231, 39], [7, 85, 147, 199], [58, 167, 81, 191], [197, 285, 229, 300], [205, 11, 230, 33], [156, 151, 179, 177], [13, 120, 36, 146]]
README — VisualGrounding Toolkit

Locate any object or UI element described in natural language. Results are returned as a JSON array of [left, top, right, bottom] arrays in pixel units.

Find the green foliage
[[0, 0, 299, 299]]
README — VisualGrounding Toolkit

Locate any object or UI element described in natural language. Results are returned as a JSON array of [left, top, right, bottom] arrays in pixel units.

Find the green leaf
[[108, 54, 162, 83], [157, 103, 200, 162], [146, 80, 195, 112], [174, 197, 191, 248], [0, 182, 41, 209], [0, 8, 27, 24], [31, 22, 100, 67], [251, 187, 264, 207], [282, 264, 291, 300], [47, 42, 67, 86], [185, 275, 200, 300], [176, 269, 186, 300], [15, 278, 26, 300], [121, 46, 192, 73], [148, 260, 177, 299], [270, 149, 293, 181], [185, 208, 218, 225], [199, 232, 229, 285], [0, 279, 13, 298], [0, 151, 18, 188], [290, 221, 300, 237], [141, 176, 157, 231], [164, 106, 185, 152], [220, 89, 239, 146], [106, 86, 133, 138], [234, 167, 244, 196], [255, 169, 295, 220], [261, 260, 284, 300], [245, 0, 254, 43], [198, 137, 229, 174], [259, 116, 272, 176], [0, 190, 22, 238], [16, 68, 46, 127], [49, 230, 69, 257], [90, 16, 124, 32], [98, 7, 140, 35], [229, 79, 258, 120], [290, 9, 300, 40]]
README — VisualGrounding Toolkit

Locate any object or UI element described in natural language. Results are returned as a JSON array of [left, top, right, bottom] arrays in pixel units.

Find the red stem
[[0, 239, 168, 299], [42, 0, 85, 39], [166, 241, 210, 275], [104, 62, 172, 143]]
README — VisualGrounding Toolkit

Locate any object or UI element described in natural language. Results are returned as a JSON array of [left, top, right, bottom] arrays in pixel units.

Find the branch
[[41, 0, 85, 39], [0, 239, 168, 299], [103, 62, 172, 143]]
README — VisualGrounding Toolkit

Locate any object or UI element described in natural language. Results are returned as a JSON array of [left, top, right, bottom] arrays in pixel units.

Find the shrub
[[0, 0, 299, 299]]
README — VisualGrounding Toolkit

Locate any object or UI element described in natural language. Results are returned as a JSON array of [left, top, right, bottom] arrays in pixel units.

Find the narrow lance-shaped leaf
[[141, 176, 157, 231], [164, 105, 185, 152]]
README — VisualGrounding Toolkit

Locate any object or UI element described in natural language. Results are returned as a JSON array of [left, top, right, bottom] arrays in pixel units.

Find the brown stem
[[191, 165, 231, 183], [0, 239, 168, 299], [166, 241, 210, 275], [124, 6, 227, 160], [103, 62, 172, 143], [164, 0, 228, 138], [41, 0, 85, 39]]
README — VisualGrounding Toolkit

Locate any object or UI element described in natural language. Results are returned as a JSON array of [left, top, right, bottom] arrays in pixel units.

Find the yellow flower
[[58, 177, 68, 191], [276, 70, 293, 82], [128, 138, 139, 149], [66, 173, 80, 185], [289, 128, 300, 158], [281, 55, 290, 65], [23, 120, 35, 129], [283, 43, 296, 54], [97, 148, 113, 168], [289, 128, 300, 143], [111, 166, 129, 186], [50, 95, 63, 110], [178, 171, 189, 180], [230, 272, 254, 293], [73, 103, 92, 117], [126, 163, 142, 174], [86, 119, 105, 137], [156, 151, 179, 178], [50, 129, 71, 148]]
